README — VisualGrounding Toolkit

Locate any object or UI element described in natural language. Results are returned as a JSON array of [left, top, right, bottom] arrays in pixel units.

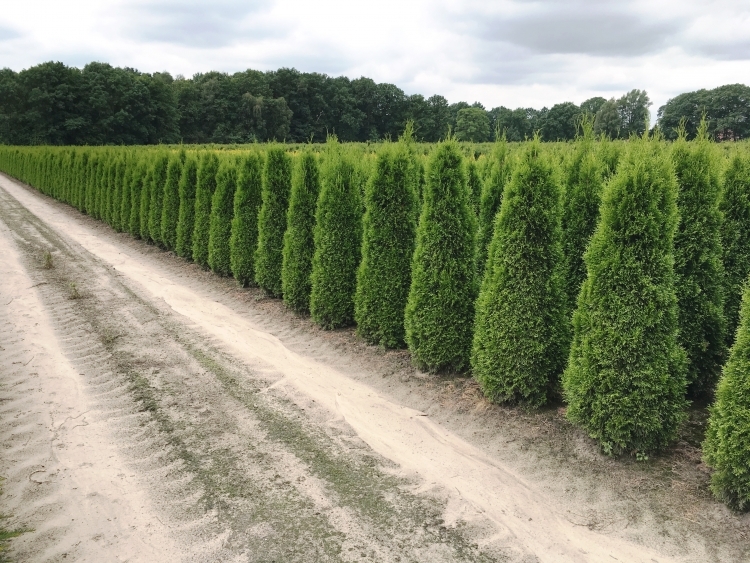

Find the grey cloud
[[685, 40, 750, 61], [477, 9, 683, 57], [118, 0, 282, 48]]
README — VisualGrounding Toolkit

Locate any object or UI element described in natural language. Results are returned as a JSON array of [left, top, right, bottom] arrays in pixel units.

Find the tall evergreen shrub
[[466, 158, 481, 215], [208, 158, 237, 276], [119, 156, 133, 232], [255, 147, 292, 296], [563, 136, 687, 455], [672, 123, 726, 397], [355, 141, 418, 347], [720, 152, 750, 344], [309, 140, 362, 328], [703, 279, 750, 510], [161, 151, 184, 250], [281, 150, 321, 311], [472, 139, 568, 406], [128, 162, 145, 237], [230, 153, 264, 286], [139, 162, 153, 240], [148, 153, 169, 245], [192, 152, 219, 267], [175, 155, 199, 259], [404, 140, 477, 371]]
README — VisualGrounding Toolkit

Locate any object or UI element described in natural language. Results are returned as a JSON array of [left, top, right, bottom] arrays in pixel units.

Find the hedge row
[[2, 134, 750, 509]]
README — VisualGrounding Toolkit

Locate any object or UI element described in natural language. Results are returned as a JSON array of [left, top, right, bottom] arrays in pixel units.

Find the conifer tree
[[476, 136, 513, 279], [84, 154, 98, 217], [309, 139, 362, 328], [139, 161, 153, 240], [563, 135, 687, 455], [208, 157, 237, 276], [230, 153, 264, 286], [119, 156, 133, 233], [175, 155, 199, 259], [255, 146, 292, 296], [111, 156, 125, 231], [281, 150, 321, 311], [148, 152, 169, 245], [404, 139, 477, 371], [161, 151, 185, 250], [561, 119, 604, 309], [703, 278, 750, 510], [672, 121, 726, 398], [720, 152, 750, 344], [129, 162, 145, 237], [472, 138, 568, 405], [355, 139, 418, 347], [466, 157, 481, 215], [192, 152, 220, 267]]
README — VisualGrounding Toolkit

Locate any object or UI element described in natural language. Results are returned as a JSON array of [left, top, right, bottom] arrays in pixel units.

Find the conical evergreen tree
[[355, 139, 418, 347], [703, 278, 750, 510], [119, 156, 133, 233], [672, 121, 726, 398], [175, 155, 199, 259], [720, 152, 750, 345], [148, 153, 169, 245], [563, 135, 687, 455], [281, 150, 321, 312], [309, 139, 362, 328], [128, 161, 146, 237], [472, 138, 568, 406], [139, 160, 153, 240], [230, 152, 264, 286], [466, 157, 481, 215], [561, 119, 604, 309], [476, 136, 513, 279], [255, 146, 292, 296], [161, 151, 185, 250], [208, 158, 237, 276], [404, 139, 477, 372], [192, 152, 220, 268]]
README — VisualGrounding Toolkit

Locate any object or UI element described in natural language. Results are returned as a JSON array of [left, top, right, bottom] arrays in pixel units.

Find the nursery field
[[0, 129, 749, 562]]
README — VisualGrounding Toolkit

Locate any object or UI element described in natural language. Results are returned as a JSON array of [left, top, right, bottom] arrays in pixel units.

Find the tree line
[[2, 61, 748, 146]]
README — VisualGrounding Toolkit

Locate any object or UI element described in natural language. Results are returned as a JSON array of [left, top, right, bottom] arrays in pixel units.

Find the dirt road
[[0, 173, 747, 562]]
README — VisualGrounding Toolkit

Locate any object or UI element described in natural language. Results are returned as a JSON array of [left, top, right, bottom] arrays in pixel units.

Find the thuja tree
[[563, 135, 687, 456], [148, 152, 170, 245], [466, 157, 481, 215], [161, 150, 185, 250], [703, 279, 750, 510], [192, 152, 220, 268], [84, 154, 98, 217], [561, 119, 604, 309], [230, 152, 264, 286], [175, 155, 199, 259], [281, 150, 321, 312], [139, 162, 153, 240], [720, 152, 750, 345], [472, 138, 568, 406], [404, 139, 477, 372], [672, 122, 726, 398], [476, 136, 513, 279], [255, 146, 292, 296], [309, 139, 362, 328], [119, 156, 133, 232], [128, 161, 146, 237], [208, 157, 237, 276], [355, 140, 418, 347]]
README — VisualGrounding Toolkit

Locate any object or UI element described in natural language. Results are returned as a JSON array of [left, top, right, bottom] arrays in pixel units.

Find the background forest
[[1, 61, 748, 145]]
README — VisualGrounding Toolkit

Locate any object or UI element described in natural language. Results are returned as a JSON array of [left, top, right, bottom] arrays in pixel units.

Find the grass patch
[[0, 478, 27, 563]]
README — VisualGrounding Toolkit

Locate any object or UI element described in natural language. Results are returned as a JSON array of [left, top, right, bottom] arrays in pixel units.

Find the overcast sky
[[1, 0, 748, 116]]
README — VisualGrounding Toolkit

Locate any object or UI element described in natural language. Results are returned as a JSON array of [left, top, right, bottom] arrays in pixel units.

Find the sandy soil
[[0, 172, 748, 562]]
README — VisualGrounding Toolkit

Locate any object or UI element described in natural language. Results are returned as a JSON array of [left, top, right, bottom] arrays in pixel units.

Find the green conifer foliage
[[255, 147, 292, 296], [176, 155, 199, 259], [561, 120, 604, 309], [139, 161, 153, 240], [720, 152, 750, 345], [192, 152, 220, 267], [476, 136, 513, 279], [129, 162, 145, 237], [466, 157, 481, 215], [404, 140, 477, 372], [672, 123, 726, 398], [84, 155, 98, 217], [309, 140, 362, 328], [119, 157, 133, 232], [208, 158, 237, 276], [281, 150, 321, 311], [703, 279, 750, 510], [563, 136, 687, 455], [355, 141, 418, 347], [230, 153, 264, 286], [111, 156, 125, 231], [148, 153, 169, 245], [472, 139, 568, 406], [160, 151, 184, 250]]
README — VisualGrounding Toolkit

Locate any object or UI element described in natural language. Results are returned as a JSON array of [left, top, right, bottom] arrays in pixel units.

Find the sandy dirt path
[[1, 173, 747, 563]]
